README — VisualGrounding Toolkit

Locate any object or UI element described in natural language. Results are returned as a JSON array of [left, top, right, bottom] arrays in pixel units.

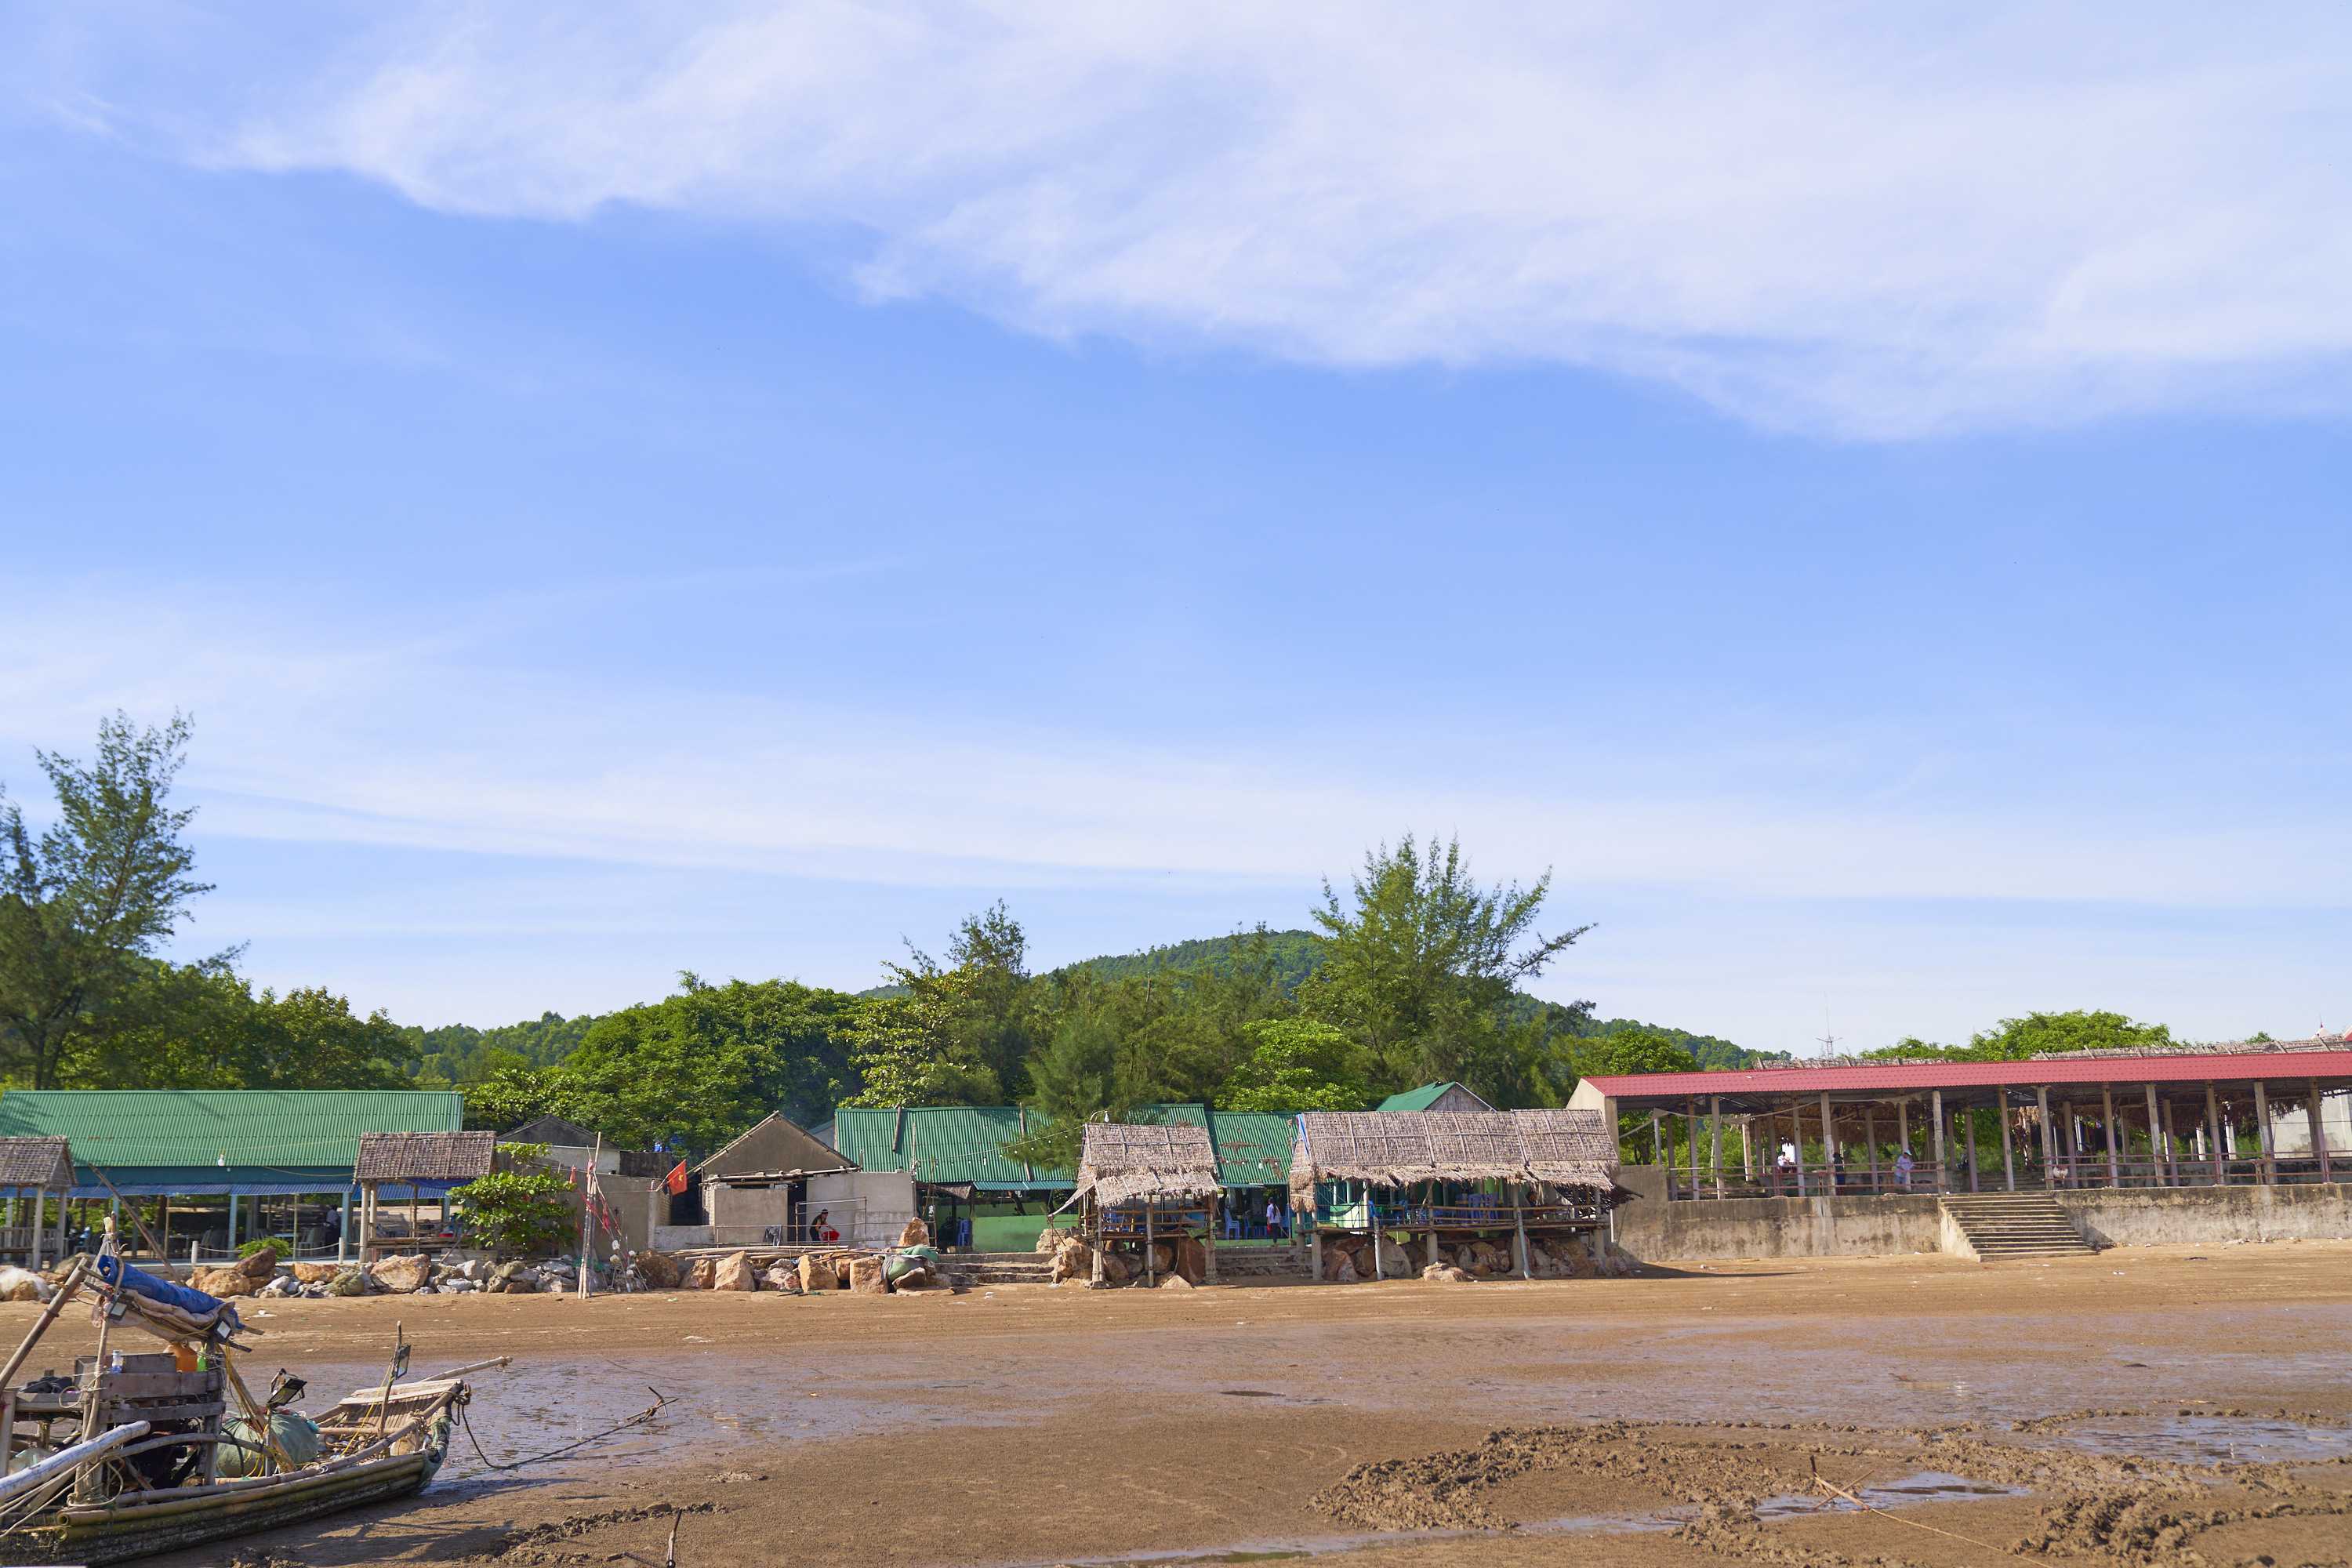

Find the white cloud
[[34, 2, 2352, 434]]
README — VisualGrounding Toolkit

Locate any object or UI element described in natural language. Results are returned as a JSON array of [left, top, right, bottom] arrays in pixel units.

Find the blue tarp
[[96, 1252, 241, 1332]]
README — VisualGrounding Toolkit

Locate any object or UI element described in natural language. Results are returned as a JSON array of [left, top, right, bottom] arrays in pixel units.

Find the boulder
[[1035, 1226, 1074, 1253], [235, 1247, 280, 1282], [1423, 1265, 1473, 1283], [289, 1261, 342, 1286], [1147, 1243, 1174, 1275], [713, 1251, 757, 1292], [370, 1254, 431, 1294], [1174, 1236, 1208, 1284], [0, 1265, 50, 1303], [324, 1268, 366, 1297], [188, 1266, 254, 1298], [797, 1254, 835, 1292], [827, 1253, 857, 1287], [761, 1264, 801, 1293], [1157, 1272, 1195, 1290], [1045, 1235, 1089, 1283], [1327, 1252, 1359, 1283], [1098, 1250, 1131, 1285], [847, 1255, 888, 1295], [487, 1261, 543, 1294], [637, 1250, 682, 1290], [898, 1218, 930, 1247], [690, 1257, 717, 1290]]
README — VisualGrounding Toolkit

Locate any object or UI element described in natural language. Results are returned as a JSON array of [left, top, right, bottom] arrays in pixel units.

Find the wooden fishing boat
[[0, 1242, 483, 1565]]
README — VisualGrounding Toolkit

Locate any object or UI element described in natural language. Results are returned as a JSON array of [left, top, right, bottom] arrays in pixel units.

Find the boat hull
[[0, 1415, 451, 1566]]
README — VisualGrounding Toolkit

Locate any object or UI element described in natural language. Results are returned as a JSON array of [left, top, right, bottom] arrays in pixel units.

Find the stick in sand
[[666, 1508, 681, 1568]]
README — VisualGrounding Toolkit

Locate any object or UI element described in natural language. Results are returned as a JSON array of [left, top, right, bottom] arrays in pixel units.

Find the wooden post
[[1998, 1088, 2016, 1191], [1426, 1226, 1438, 1269], [2310, 1078, 2331, 1184], [2206, 1082, 2224, 1184], [1896, 1099, 1909, 1180], [1308, 1222, 1321, 1283], [2162, 1098, 2180, 1185], [582, 1134, 602, 1298], [2252, 1080, 2274, 1185], [1820, 1091, 1835, 1192], [1090, 1196, 1104, 1287], [1514, 1190, 1531, 1279], [1710, 1096, 1723, 1199], [1740, 1119, 1752, 1183], [338, 1187, 352, 1264], [2143, 1084, 2165, 1186], [2096, 1084, 2117, 1186], [2031, 1086, 2049, 1187], [1145, 1204, 1156, 1287], [1792, 1101, 1806, 1198], [1687, 1097, 1701, 1201], [1965, 1103, 1980, 1192], [1929, 1090, 1944, 1191], [1862, 1105, 1877, 1194]]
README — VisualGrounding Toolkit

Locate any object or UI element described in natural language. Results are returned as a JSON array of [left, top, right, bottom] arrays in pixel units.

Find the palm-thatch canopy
[[1288, 1109, 1617, 1208], [0, 1137, 71, 1191], [1073, 1121, 1224, 1207], [354, 1130, 497, 1184]]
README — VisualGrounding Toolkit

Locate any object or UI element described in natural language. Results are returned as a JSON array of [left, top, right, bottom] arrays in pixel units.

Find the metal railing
[[1660, 1150, 2340, 1196]]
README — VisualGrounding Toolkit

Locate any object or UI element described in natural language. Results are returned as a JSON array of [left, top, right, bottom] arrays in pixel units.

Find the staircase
[[948, 1250, 1058, 1285], [1938, 1193, 2096, 1259]]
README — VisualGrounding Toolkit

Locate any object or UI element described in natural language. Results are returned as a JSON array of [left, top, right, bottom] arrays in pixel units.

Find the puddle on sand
[[1532, 1472, 2026, 1536], [2052, 1417, 2351, 1467]]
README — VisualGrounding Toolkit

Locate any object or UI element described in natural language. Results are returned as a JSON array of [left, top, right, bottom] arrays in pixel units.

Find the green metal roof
[[1377, 1082, 1475, 1112], [0, 1090, 464, 1194], [824, 1105, 1066, 1189]]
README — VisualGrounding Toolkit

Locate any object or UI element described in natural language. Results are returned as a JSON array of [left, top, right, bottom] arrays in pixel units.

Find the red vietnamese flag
[[664, 1160, 690, 1196]]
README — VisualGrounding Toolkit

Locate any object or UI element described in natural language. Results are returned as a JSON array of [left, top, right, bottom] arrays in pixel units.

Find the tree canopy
[[1867, 1009, 2176, 1063]]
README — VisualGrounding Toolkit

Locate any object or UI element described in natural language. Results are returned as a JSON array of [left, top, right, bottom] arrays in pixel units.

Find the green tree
[[1216, 1018, 1373, 1112], [1864, 1010, 2174, 1063], [1000, 1010, 1162, 1172], [1550, 1026, 1700, 1138], [449, 1146, 575, 1258], [0, 713, 218, 1087], [539, 974, 858, 1154], [1298, 834, 1590, 1107], [843, 905, 1036, 1107]]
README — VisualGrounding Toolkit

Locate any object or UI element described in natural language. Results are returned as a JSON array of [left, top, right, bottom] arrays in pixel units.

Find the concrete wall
[[2056, 1183, 2351, 1246], [807, 1170, 916, 1250], [1612, 1163, 2352, 1260], [1611, 1166, 1944, 1261]]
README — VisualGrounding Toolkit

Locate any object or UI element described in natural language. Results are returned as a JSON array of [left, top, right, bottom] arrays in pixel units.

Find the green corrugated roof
[[825, 1105, 1065, 1189], [0, 1090, 464, 1185], [1377, 1082, 1476, 1112], [823, 1103, 1303, 1191]]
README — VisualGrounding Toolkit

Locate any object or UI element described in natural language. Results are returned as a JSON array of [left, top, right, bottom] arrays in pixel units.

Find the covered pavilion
[[1067, 1121, 1224, 1286], [1287, 1108, 1621, 1279], [1571, 1039, 2352, 1200]]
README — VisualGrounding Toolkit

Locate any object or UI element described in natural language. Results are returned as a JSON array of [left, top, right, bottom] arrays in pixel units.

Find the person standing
[[1264, 1198, 1283, 1240]]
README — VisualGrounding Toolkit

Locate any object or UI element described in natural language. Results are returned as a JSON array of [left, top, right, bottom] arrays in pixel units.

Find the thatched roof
[[354, 1130, 497, 1183], [0, 1136, 71, 1190], [1288, 1109, 1617, 1205], [1073, 1121, 1224, 1207]]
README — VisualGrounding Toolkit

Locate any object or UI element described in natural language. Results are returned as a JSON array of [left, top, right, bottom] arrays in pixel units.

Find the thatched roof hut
[[0, 1137, 72, 1192], [1072, 1121, 1224, 1208], [1287, 1109, 1617, 1209], [354, 1131, 498, 1185]]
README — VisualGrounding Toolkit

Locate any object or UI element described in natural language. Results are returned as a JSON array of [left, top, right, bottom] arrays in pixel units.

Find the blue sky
[[4, 5, 2350, 1051]]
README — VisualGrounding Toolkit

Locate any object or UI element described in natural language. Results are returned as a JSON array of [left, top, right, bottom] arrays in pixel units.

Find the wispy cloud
[[25, 2, 2352, 434]]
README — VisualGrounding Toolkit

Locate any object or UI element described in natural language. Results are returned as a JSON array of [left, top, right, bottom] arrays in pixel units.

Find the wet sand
[[9, 1238, 2347, 1567]]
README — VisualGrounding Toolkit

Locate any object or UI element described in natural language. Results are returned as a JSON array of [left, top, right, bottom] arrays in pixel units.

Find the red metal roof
[[1584, 1049, 2352, 1104]]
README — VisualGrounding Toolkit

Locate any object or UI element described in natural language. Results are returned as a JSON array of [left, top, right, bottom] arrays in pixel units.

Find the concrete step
[[1939, 1192, 2096, 1258]]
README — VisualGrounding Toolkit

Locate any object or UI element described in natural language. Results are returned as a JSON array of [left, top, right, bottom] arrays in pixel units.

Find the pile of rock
[[1403, 1234, 1642, 1283], [1033, 1226, 1208, 1287]]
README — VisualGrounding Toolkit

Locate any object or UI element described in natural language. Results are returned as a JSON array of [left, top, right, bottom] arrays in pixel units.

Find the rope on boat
[[459, 1387, 676, 1473]]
